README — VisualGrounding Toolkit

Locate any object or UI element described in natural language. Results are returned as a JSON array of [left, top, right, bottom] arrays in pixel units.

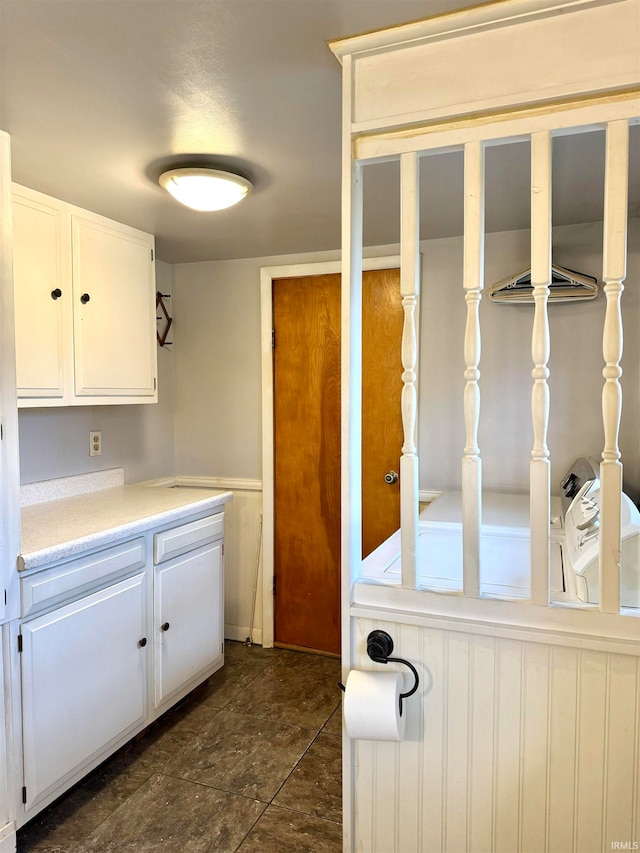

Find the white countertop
[[20, 485, 233, 572]]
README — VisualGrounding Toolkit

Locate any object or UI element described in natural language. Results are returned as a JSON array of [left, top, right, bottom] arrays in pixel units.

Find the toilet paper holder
[[340, 630, 420, 716]]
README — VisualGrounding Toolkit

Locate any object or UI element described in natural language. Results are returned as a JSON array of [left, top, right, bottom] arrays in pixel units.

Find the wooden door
[[361, 269, 405, 558], [273, 269, 403, 655]]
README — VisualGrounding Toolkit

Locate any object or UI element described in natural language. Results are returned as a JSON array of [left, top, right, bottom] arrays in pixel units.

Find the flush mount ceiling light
[[158, 167, 253, 212]]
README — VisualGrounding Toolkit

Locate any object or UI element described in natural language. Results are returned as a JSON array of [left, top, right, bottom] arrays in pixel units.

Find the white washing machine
[[362, 489, 564, 599], [361, 457, 640, 610], [560, 458, 640, 610]]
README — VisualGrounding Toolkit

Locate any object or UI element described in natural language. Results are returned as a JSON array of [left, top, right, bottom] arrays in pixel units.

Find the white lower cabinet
[[16, 509, 226, 825], [154, 542, 223, 708], [20, 573, 147, 813]]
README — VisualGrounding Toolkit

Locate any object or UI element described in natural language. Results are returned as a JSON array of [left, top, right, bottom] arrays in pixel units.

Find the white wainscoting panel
[[219, 485, 263, 644], [352, 617, 640, 853]]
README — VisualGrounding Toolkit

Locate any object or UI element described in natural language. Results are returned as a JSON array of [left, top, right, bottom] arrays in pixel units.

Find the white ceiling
[[1, 0, 638, 264]]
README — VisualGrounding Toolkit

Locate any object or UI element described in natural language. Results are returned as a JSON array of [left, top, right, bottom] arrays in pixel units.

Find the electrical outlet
[[90, 431, 102, 457]]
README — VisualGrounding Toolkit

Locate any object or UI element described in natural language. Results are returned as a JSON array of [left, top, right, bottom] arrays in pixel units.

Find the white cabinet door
[[20, 573, 147, 812], [72, 213, 156, 398], [12, 187, 71, 400], [154, 543, 223, 708]]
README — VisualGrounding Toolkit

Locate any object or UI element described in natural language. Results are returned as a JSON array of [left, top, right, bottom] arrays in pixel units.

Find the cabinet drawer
[[154, 513, 224, 565], [21, 539, 146, 618]]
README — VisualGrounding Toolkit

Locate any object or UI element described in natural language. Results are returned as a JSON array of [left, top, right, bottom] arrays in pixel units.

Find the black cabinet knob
[[80, 293, 91, 304], [138, 637, 147, 647], [51, 288, 62, 300], [161, 622, 170, 632]]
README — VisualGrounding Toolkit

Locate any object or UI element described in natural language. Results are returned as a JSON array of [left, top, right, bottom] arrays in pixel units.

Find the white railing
[[529, 130, 553, 607], [396, 119, 633, 616], [461, 140, 485, 600], [400, 152, 420, 590], [600, 119, 629, 614]]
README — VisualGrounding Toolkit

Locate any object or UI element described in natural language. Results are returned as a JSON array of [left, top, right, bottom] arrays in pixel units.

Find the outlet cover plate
[[90, 431, 102, 457]]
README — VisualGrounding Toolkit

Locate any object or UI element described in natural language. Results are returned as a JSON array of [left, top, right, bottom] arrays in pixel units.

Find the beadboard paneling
[[219, 486, 263, 644], [353, 618, 640, 853]]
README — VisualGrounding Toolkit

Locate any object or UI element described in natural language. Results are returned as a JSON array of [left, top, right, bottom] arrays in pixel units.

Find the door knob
[[50, 288, 62, 300], [384, 470, 399, 485], [80, 293, 91, 304]]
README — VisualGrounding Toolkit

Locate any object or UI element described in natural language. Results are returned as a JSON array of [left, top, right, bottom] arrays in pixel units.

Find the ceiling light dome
[[159, 167, 253, 211]]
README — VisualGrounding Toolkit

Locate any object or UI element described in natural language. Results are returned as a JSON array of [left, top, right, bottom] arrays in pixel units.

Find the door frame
[[259, 255, 400, 648]]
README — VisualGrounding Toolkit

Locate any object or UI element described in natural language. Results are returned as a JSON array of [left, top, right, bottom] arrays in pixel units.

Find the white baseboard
[[225, 624, 263, 646], [419, 489, 442, 503]]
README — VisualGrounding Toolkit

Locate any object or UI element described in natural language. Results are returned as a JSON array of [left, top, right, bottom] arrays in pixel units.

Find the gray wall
[[420, 221, 640, 498], [171, 222, 639, 500], [19, 261, 176, 485]]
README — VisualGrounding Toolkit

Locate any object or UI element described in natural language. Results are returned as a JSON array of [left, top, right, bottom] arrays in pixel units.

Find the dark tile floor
[[16, 642, 343, 853]]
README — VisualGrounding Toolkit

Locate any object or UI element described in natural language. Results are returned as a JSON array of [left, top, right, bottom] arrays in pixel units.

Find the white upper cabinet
[[72, 212, 157, 398], [12, 187, 70, 401], [12, 184, 158, 407]]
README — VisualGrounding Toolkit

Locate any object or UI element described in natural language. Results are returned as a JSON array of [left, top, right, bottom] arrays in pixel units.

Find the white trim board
[[328, 0, 616, 61], [0, 823, 16, 853], [351, 590, 640, 656], [260, 255, 401, 649], [139, 476, 262, 492]]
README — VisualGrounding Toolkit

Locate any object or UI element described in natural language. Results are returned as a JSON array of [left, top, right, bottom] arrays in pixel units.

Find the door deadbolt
[[384, 470, 399, 485]]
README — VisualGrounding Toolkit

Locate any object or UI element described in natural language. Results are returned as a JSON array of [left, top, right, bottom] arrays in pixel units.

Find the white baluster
[[600, 120, 628, 614], [529, 131, 552, 606], [400, 151, 420, 590], [462, 140, 485, 599]]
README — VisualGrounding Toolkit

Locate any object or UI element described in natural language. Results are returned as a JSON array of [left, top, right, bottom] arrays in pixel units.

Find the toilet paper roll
[[343, 669, 406, 742]]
